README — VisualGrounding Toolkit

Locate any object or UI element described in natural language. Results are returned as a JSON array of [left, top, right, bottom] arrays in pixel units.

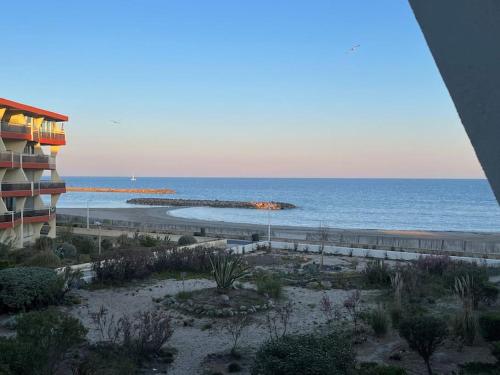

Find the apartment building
[[0, 98, 67, 248]]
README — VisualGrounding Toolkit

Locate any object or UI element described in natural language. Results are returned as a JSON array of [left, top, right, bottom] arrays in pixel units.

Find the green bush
[[101, 238, 113, 251], [363, 260, 391, 287], [357, 362, 407, 375], [256, 273, 283, 299], [0, 309, 86, 375], [368, 307, 389, 337], [25, 251, 61, 268], [0, 267, 65, 312], [138, 235, 158, 247], [479, 312, 500, 341], [34, 236, 53, 251], [71, 235, 96, 255], [178, 235, 197, 246], [251, 331, 355, 375], [55, 243, 77, 259], [74, 343, 138, 375]]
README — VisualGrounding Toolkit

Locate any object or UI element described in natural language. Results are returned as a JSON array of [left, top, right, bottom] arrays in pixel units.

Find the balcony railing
[[23, 207, 56, 218], [0, 121, 65, 145], [0, 181, 66, 196], [0, 151, 56, 169], [0, 211, 22, 228]]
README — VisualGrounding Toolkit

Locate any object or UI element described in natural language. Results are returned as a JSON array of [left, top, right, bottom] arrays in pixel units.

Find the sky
[[0, 0, 485, 178]]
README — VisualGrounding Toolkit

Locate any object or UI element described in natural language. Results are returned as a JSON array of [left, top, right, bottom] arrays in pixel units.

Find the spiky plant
[[209, 252, 250, 289], [453, 274, 476, 345], [390, 271, 404, 311]]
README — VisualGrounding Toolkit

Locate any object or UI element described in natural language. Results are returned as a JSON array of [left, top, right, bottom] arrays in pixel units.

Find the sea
[[53, 177, 500, 233]]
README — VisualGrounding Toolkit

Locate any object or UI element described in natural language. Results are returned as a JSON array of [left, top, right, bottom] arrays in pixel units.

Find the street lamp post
[[95, 221, 102, 256], [86, 201, 90, 230], [267, 208, 271, 243]]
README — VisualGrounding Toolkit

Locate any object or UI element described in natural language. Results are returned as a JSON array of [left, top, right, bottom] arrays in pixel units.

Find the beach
[[58, 207, 500, 257]]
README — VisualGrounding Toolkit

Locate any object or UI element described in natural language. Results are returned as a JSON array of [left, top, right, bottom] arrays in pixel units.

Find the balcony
[[0, 181, 66, 197], [23, 207, 56, 224], [0, 211, 22, 229], [0, 121, 66, 146], [0, 152, 56, 169]]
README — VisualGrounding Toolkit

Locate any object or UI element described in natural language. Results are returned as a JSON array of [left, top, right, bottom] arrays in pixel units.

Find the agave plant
[[209, 252, 250, 289]]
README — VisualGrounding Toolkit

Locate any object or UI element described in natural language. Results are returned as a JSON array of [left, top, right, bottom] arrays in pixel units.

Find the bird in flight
[[110, 120, 121, 125], [347, 44, 360, 53]]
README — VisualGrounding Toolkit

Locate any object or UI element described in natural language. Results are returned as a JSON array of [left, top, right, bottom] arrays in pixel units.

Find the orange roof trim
[[0, 98, 68, 122]]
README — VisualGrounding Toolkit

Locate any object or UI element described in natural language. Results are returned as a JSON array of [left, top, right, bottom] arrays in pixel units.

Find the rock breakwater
[[126, 198, 296, 210]]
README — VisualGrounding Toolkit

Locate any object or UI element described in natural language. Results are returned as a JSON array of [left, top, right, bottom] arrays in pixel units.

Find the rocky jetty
[[126, 198, 296, 210], [67, 187, 175, 194]]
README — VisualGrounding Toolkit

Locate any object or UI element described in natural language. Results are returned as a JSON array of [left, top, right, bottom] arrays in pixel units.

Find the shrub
[[368, 307, 389, 337], [92, 246, 217, 285], [479, 312, 500, 341], [101, 238, 114, 251], [138, 234, 158, 247], [71, 235, 96, 254], [251, 331, 355, 375], [415, 255, 451, 275], [228, 362, 242, 372], [25, 250, 61, 268], [178, 235, 197, 246], [363, 260, 391, 287], [0, 309, 86, 374], [399, 315, 448, 375], [55, 242, 77, 259], [210, 253, 250, 289], [116, 233, 135, 248], [0, 267, 65, 312], [256, 273, 283, 299], [357, 362, 407, 375], [93, 248, 153, 284], [73, 343, 138, 375], [34, 236, 53, 251]]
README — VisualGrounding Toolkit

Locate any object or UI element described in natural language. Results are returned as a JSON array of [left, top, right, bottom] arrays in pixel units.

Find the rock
[[306, 281, 320, 289], [239, 305, 247, 311], [220, 294, 230, 302], [320, 281, 332, 289]]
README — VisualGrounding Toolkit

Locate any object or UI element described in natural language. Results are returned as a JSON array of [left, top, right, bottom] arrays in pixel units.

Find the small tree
[[222, 314, 252, 357], [399, 315, 448, 375], [343, 290, 362, 333], [318, 221, 328, 270]]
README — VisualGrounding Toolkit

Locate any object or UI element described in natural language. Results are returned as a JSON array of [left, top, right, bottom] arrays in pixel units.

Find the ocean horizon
[[51, 177, 500, 233]]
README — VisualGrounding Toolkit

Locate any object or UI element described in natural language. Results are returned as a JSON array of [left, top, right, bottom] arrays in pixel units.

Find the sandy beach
[[59, 206, 500, 240]]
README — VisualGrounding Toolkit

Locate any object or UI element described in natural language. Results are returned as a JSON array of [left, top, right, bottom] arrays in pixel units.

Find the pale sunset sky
[[0, 1, 484, 178]]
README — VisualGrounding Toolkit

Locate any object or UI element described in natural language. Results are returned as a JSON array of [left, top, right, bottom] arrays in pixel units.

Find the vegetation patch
[[162, 287, 271, 317]]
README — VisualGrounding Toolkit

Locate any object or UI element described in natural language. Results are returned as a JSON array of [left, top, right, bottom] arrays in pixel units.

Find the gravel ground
[[68, 278, 357, 374]]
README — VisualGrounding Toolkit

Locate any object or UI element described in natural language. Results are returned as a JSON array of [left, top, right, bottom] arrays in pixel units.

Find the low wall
[[233, 241, 500, 267]]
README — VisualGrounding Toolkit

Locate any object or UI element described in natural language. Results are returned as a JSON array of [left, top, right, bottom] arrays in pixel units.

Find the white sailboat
[[131, 174, 137, 182]]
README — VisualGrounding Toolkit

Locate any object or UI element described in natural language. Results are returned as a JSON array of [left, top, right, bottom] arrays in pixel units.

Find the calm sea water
[[54, 177, 500, 232]]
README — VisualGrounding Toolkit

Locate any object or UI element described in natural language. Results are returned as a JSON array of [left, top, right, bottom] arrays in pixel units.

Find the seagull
[[347, 44, 361, 54], [110, 120, 121, 125]]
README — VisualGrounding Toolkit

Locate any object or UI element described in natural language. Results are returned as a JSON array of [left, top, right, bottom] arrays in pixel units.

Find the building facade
[[0, 98, 67, 248]]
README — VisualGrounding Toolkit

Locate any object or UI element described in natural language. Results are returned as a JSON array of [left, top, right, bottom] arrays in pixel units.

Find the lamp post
[[267, 208, 271, 244], [86, 201, 90, 230], [95, 221, 102, 256]]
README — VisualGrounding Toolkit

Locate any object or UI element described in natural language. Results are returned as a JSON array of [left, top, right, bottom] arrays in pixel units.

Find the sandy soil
[[68, 278, 357, 375]]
